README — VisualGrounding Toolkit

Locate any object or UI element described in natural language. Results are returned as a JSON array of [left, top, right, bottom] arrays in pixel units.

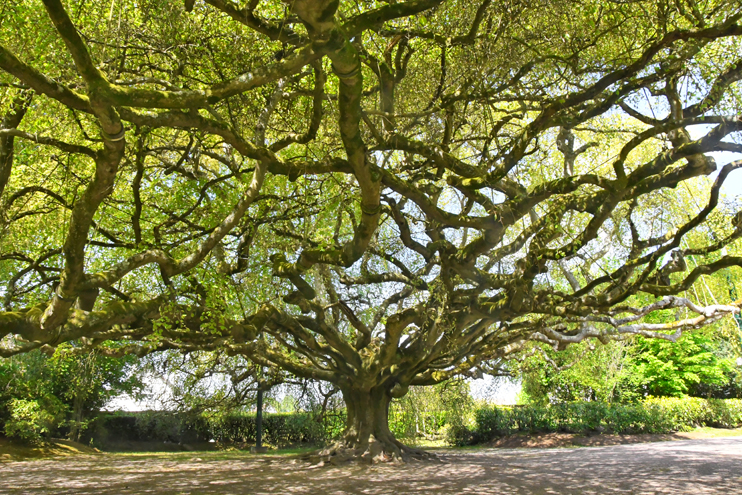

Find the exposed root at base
[[301, 438, 438, 466]]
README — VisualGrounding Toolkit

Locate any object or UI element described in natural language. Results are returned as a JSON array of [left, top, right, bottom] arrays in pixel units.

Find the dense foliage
[[514, 245, 742, 405], [87, 410, 339, 448], [2, 0, 742, 459], [77, 395, 742, 449], [0, 347, 143, 442], [80, 381, 470, 448], [464, 397, 742, 445], [517, 330, 742, 404]]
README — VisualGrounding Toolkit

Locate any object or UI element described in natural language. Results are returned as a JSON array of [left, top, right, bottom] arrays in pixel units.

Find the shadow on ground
[[1, 437, 742, 494]]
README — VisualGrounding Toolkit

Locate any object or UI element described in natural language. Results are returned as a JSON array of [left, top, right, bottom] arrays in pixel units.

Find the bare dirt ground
[[1, 436, 742, 494]]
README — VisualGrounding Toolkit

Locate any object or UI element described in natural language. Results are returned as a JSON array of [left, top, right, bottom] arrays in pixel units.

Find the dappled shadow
[[1, 438, 741, 494]]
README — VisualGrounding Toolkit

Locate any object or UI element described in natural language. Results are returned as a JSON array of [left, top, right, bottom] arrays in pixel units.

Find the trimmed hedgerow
[[465, 398, 742, 446], [90, 405, 451, 448], [88, 398, 742, 449], [200, 410, 344, 445], [88, 410, 347, 447]]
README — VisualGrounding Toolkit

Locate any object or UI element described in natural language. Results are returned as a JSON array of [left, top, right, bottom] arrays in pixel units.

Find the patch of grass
[[689, 426, 742, 438], [399, 438, 448, 449], [0, 436, 99, 462]]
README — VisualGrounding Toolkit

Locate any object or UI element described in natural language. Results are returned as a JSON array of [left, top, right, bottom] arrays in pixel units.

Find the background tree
[[516, 328, 741, 405], [0, 346, 143, 442], [1, 0, 742, 460]]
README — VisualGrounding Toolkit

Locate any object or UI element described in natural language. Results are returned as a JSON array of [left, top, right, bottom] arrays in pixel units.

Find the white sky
[[107, 375, 522, 412]]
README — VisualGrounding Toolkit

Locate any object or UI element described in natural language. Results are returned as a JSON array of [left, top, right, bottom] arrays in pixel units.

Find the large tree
[[2, 0, 742, 460]]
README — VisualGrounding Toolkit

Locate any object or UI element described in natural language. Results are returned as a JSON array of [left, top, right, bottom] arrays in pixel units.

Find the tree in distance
[[1, 0, 742, 461]]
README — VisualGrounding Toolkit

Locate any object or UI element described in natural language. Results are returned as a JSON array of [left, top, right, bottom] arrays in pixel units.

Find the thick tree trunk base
[[300, 387, 437, 465], [303, 436, 436, 465]]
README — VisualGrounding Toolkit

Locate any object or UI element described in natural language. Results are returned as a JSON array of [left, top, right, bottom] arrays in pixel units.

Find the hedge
[[201, 410, 345, 445], [87, 410, 347, 448], [467, 398, 742, 445], [89, 405, 449, 448], [87, 398, 742, 449]]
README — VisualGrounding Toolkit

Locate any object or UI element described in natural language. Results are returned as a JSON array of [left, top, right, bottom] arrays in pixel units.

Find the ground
[[0, 436, 98, 461], [2, 434, 742, 494]]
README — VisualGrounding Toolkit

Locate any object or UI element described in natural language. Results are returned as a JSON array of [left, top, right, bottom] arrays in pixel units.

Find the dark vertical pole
[[255, 387, 264, 448]]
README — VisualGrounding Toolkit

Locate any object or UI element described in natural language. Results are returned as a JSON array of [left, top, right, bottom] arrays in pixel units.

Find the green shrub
[[707, 398, 742, 427], [86, 397, 742, 449], [90, 409, 347, 447], [388, 381, 472, 440], [4, 398, 66, 443], [472, 398, 742, 443], [388, 407, 447, 439], [444, 422, 475, 446], [136, 411, 194, 442], [204, 409, 351, 445]]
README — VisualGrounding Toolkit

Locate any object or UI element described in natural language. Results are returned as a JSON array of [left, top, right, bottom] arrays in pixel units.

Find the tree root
[[301, 437, 437, 465]]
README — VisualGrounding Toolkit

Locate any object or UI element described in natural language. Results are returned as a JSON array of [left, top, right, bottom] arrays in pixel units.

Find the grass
[[398, 438, 448, 448], [687, 426, 742, 438], [0, 436, 99, 462]]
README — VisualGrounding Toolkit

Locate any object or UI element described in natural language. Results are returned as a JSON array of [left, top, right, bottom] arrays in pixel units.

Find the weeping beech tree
[[2, 0, 742, 460]]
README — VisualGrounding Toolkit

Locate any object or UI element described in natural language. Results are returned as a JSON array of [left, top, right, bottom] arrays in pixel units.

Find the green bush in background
[[85, 397, 742, 449], [465, 397, 742, 446], [87, 410, 347, 448], [87, 383, 470, 448], [389, 380, 472, 440], [201, 410, 342, 446], [0, 348, 143, 443], [514, 328, 742, 405], [3, 398, 66, 443]]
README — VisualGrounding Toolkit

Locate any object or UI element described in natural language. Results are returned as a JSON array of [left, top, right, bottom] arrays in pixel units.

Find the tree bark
[[342, 387, 392, 449], [317, 386, 430, 463], [0, 94, 30, 200]]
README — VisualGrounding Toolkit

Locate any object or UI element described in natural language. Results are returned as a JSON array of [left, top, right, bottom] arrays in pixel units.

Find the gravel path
[[1, 437, 741, 494]]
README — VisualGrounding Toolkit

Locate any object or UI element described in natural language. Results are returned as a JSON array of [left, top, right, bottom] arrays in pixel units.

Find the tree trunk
[[69, 394, 84, 442], [315, 387, 430, 463], [342, 387, 393, 450]]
